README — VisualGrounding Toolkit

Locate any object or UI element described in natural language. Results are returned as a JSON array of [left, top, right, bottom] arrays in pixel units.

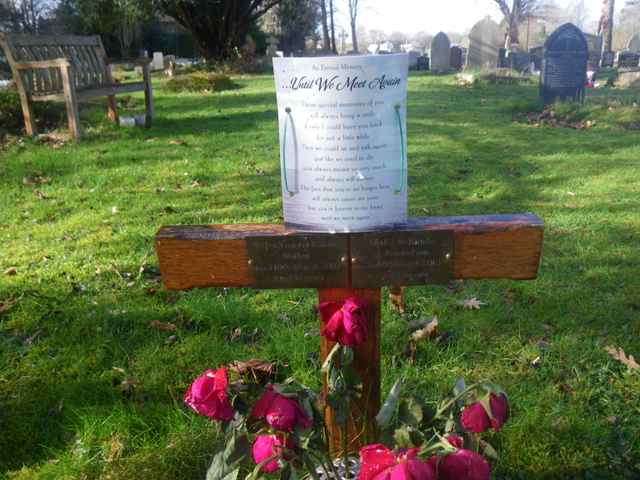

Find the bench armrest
[[106, 57, 152, 66], [14, 59, 70, 70]]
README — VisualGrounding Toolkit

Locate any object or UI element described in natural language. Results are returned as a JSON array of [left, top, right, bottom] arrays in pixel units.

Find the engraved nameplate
[[350, 231, 454, 288], [246, 235, 349, 288]]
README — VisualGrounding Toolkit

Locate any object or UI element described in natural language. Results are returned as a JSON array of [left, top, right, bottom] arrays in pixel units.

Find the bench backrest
[[0, 34, 111, 96]]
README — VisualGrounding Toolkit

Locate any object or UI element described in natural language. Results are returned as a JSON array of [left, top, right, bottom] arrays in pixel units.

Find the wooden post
[[154, 214, 544, 455], [60, 64, 81, 139], [319, 288, 381, 454]]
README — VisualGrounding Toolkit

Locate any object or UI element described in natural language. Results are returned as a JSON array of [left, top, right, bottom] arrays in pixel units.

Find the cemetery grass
[[1, 73, 639, 480]]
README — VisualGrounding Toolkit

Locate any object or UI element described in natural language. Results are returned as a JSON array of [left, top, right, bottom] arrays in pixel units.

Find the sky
[[335, 0, 625, 36]]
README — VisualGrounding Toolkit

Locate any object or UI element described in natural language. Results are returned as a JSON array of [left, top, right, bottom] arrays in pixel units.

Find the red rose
[[184, 367, 234, 421], [319, 297, 368, 347], [489, 393, 509, 431], [251, 385, 312, 432], [445, 435, 463, 449], [461, 401, 491, 433], [358, 444, 436, 480], [252, 434, 294, 473], [461, 393, 509, 433], [436, 449, 491, 480]]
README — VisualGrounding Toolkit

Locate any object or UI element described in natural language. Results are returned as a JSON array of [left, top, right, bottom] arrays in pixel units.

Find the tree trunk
[[320, 0, 331, 52], [329, 0, 337, 54], [349, 1, 358, 53], [350, 18, 358, 53], [598, 0, 615, 53]]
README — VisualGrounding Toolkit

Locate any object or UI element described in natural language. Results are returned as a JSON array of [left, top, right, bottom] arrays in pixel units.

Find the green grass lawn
[[1, 73, 639, 479]]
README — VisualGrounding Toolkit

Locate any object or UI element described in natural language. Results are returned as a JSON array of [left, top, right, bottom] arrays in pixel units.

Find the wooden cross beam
[[154, 213, 543, 454]]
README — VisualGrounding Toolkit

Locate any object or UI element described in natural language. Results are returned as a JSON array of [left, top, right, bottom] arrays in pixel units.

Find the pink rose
[[445, 435, 463, 449], [489, 393, 509, 431], [461, 393, 510, 433], [251, 385, 312, 432], [461, 402, 491, 433], [252, 434, 294, 473], [184, 367, 234, 421], [436, 449, 491, 480], [358, 444, 436, 480], [319, 297, 368, 347]]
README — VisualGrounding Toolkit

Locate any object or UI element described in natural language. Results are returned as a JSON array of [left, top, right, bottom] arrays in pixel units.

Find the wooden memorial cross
[[155, 213, 543, 454]]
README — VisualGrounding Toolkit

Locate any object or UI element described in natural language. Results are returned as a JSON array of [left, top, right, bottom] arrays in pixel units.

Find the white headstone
[[430, 32, 451, 72], [152, 52, 164, 71], [273, 55, 409, 232], [467, 17, 503, 70]]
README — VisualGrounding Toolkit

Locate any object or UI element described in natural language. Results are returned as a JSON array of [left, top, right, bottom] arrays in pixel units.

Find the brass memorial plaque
[[350, 231, 454, 288], [246, 235, 349, 289]]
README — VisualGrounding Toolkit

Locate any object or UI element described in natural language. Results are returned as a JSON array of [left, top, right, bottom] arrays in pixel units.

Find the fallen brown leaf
[[411, 316, 439, 342], [4, 267, 17, 276], [149, 320, 177, 332], [457, 297, 486, 310], [229, 359, 277, 378], [604, 345, 639, 370]]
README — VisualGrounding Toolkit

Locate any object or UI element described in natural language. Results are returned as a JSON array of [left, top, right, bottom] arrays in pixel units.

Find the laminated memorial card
[[274, 54, 409, 232]]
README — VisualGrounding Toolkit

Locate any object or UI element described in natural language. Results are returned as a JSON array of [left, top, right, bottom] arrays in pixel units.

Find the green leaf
[[376, 378, 402, 428], [340, 346, 354, 366], [480, 440, 499, 460], [206, 450, 240, 480], [393, 426, 413, 448], [398, 397, 423, 427]]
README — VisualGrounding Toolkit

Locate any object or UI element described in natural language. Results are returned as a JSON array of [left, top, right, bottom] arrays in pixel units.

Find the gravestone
[[417, 55, 430, 71], [407, 50, 420, 70], [152, 52, 164, 71], [530, 45, 544, 71], [450, 46, 463, 71], [466, 17, 503, 70], [509, 51, 532, 72], [430, 32, 451, 72], [541, 23, 588, 104], [626, 33, 640, 52], [583, 33, 603, 67], [618, 51, 640, 69]]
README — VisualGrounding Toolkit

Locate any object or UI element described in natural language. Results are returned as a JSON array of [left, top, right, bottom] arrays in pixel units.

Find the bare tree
[[329, 0, 336, 53], [319, 0, 331, 51], [597, 0, 615, 52], [347, 0, 360, 52], [0, 0, 53, 33], [493, 0, 552, 49]]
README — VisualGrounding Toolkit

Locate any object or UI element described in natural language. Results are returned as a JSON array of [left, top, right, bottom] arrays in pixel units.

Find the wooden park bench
[[0, 33, 153, 139]]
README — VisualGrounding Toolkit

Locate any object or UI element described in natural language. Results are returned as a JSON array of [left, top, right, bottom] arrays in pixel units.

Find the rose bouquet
[[184, 297, 509, 479]]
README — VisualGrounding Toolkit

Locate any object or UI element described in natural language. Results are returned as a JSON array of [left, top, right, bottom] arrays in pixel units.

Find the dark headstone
[[430, 32, 451, 72], [450, 46, 463, 71], [618, 51, 640, 69], [601, 51, 615, 68], [416, 55, 430, 71], [509, 52, 531, 72], [530, 46, 544, 71], [498, 48, 508, 68], [541, 23, 588, 104]]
